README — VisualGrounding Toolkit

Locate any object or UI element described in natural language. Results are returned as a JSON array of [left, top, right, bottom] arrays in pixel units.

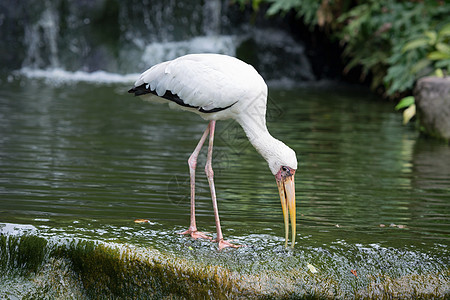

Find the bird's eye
[[282, 166, 288, 172]]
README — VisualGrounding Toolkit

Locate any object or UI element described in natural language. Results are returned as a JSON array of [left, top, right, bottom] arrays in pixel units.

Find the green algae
[[60, 241, 244, 299], [1, 233, 449, 299], [22, 257, 87, 300], [0, 234, 48, 276], [359, 273, 450, 299]]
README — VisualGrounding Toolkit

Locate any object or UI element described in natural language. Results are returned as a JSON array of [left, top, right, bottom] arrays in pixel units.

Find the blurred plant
[[234, 0, 334, 27], [336, 1, 450, 96], [394, 96, 415, 125], [393, 22, 450, 125], [336, 1, 395, 92], [385, 21, 450, 97], [401, 23, 450, 75], [264, 0, 321, 26], [234, 0, 450, 99]]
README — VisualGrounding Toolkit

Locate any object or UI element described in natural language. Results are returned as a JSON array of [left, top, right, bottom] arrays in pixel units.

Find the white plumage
[[133, 54, 264, 118], [129, 53, 298, 249]]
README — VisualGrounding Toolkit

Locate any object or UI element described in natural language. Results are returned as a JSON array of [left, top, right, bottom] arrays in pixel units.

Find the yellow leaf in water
[[307, 263, 318, 273], [403, 104, 416, 125], [134, 219, 150, 224]]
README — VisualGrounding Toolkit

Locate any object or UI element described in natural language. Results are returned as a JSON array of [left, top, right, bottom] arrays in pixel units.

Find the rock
[[2, 232, 449, 299], [414, 77, 450, 142]]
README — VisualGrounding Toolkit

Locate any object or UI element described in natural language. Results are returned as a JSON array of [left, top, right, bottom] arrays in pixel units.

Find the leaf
[[435, 59, 450, 70], [402, 38, 429, 52], [435, 68, 444, 78], [134, 219, 150, 224], [266, 0, 299, 16], [395, 96, 415, 110], [411, 58, 431, 74], [403, 103, 416, 125], [428, 51, 450, 60], [252, 0, 262, 11], [307, 263, 318, 273], [266, 1, 285, 16], [438, 23, 450, 38], [436, 42, 450, 55], [424, 31, 437, 44]]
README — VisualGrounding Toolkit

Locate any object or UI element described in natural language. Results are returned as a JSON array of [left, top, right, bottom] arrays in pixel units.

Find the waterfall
[[22, 2, 60, 69], [2, 0, 315, 84]]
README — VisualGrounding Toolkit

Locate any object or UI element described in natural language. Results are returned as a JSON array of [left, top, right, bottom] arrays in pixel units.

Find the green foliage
[[395, 96, 416, 125], [265, 0, 320, 25], [235, 0, 450, 98], [400, 23, 450, 63], [395, 96, 414, 111], [234, 0, 321, 26], [385, 19, 450, 96], [336, 1, 450, 96]]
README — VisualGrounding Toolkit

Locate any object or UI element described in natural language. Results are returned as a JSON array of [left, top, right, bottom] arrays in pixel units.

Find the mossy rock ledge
[[1, 234, 449, 299], [414, 76, 450, 142]]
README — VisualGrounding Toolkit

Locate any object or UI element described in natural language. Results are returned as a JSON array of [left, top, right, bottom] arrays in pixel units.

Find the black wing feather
[[128, 83, 237, 113]]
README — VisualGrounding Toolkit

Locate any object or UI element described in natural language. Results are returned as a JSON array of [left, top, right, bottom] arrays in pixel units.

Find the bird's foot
[[216, 238, 242, 251], [178, 229, 212, 240]]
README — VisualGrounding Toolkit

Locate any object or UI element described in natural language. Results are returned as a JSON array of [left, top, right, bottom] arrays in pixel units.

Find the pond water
[[0, 74, 449, 297]]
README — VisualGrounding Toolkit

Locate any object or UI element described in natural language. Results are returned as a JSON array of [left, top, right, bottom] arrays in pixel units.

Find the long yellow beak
[[277, 175, 296, 248]]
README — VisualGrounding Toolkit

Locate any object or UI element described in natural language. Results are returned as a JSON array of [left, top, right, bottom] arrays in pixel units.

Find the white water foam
[[15, 30, 316, 88], [0, 223, 38, 236], [15, 35, 239, 86], [16, 67, 139, 85], [141, 35, 238, 67]]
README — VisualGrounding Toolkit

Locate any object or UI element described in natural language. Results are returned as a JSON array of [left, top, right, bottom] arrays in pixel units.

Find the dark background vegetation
[[237, 0, 450, 99]]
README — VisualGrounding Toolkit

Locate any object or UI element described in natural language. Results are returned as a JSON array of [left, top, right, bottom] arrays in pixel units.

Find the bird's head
[[275, 165, 296, 248], [266, 143, 298, 248], [237, 116, 298, 248]]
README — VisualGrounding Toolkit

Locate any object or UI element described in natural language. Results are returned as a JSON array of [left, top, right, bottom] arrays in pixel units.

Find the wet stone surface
[[415, 76, 450, 141], [0, 226, 448, 299]]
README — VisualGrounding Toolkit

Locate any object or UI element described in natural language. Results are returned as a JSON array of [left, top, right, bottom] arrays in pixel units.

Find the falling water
[[22, 2, 60, 69], [1, 0, 315, 83]]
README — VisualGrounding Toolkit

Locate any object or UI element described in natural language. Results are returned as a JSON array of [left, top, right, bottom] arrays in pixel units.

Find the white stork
[[128, 53, 297, 250]]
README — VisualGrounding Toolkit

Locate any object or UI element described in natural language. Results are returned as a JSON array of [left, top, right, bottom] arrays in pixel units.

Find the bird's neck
[[237, 114, 284, 173]]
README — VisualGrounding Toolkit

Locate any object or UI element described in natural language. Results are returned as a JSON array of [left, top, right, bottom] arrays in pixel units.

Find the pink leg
[[205, 121, 240, 250], [179, 124, 211, 240]]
